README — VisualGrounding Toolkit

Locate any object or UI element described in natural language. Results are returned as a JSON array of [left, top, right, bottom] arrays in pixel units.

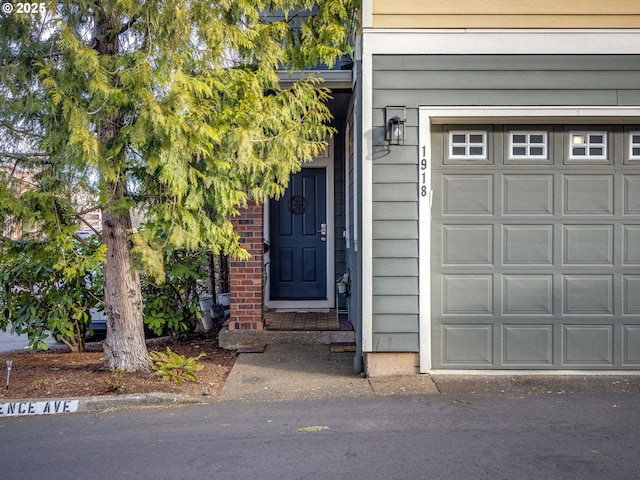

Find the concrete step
[[218, 327, 356, 350]]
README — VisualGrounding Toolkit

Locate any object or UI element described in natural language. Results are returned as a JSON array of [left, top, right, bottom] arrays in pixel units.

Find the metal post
[[6, 360, 12, 390]]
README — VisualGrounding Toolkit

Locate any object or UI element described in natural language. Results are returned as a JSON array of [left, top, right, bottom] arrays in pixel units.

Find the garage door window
[[449, 131, 487, 159], [629, 132, 640, 160], [569, 131, 607, 160], [509, 131, 547, 159]]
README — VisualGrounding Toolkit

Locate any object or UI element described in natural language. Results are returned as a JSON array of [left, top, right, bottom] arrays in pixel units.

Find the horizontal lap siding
[[334, 134, 346, 279], [370, 54, 640, 352], [371, 0, 640, 29], [371, 106, 419, 350]]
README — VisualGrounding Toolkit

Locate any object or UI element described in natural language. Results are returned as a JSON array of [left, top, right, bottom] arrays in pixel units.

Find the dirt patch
[[0, 333, 236, 400]]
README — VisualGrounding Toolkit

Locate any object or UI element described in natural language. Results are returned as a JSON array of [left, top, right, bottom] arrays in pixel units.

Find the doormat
[[237, 344, 267, 354], [274, 308, 330, 313], [330, 342, 356, 353]]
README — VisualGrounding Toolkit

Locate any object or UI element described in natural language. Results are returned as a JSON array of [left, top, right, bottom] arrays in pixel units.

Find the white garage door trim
[[418, 106, 640, 374]]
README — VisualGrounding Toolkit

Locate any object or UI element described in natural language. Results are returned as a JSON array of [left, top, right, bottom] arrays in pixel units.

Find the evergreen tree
[[0, 1, 357, 371]]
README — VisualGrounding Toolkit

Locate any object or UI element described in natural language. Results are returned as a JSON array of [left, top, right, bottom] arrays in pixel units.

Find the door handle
[[317, 223, 327, 236]]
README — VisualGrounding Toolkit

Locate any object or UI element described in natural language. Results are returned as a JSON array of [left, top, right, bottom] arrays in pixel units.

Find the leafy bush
[[0, 235, 212, 349], [142, 248, 209, 338], [150, 347, 206, 384], [0, 237, 105, 351]]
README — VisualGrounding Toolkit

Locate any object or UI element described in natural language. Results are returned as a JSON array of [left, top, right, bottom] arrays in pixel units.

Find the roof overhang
[[277, 70, 354, 89]]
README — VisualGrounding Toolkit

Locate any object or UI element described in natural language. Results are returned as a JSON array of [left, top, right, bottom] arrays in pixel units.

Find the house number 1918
[[420, 146, 428, 197]]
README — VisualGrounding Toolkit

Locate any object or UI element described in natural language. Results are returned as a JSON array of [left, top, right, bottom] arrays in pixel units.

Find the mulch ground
[[0, 333, 236, 400]]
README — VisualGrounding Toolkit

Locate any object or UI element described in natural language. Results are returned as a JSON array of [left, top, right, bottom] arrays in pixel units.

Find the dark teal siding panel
[[374, 71, 640, 90], [373, 55, 640, 72], [372, 220, 418, 240], [373, 277, 419, 295], [618, 90, 640, 105], [373, 314, 420, 333], [372, 333, 419, 352], [373, 165, 417, 183], [372, 240, 419, 258], [372, 90, 619, 109], [372, 202, 418, 221], [372, 258, 418, 277]]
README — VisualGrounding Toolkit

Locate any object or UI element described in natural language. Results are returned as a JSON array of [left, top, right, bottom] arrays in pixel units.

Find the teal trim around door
[[269, 168, 328, 300]]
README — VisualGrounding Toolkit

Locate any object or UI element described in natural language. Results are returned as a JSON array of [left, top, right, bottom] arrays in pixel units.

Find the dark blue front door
[[269, 168, 327, 300]]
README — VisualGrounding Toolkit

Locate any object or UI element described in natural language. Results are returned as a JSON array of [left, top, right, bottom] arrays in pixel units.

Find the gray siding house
[[358, 26, 640, 374], [223, 1, 640, 377]]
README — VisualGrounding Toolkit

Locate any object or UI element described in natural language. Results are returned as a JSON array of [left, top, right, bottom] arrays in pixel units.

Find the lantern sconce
[[386, 106, 406, 145]]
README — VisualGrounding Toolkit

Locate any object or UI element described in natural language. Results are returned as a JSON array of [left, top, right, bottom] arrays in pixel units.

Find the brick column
[[228, 200, 264, 331]]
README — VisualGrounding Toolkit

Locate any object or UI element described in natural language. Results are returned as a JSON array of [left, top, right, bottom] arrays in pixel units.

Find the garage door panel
[[623, 175, 640, 214], [442, 324, 493, 366], [563, 325, 613, 366], [442, 225, 493, 264], [623, 226, 640, 264], [623, 325, 640, 365], [442, 275, 493, 315], [503, 275, 553, 315], [563, 175, 614, 215], [563, 275, 614, 315], [502, 325, 553, 365], [503, 225, 554, 265], [503, 175, 554, 215], [563, 225, 614, 265], [442, 175, 493, 215], [623, 275, 640, 314]]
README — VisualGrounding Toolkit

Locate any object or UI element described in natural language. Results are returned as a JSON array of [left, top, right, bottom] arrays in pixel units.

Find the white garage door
[[431, 125, 640, 369]]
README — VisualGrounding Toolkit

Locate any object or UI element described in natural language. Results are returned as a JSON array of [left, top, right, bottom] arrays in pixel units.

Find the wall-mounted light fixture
[[386, 106, 406, 145]]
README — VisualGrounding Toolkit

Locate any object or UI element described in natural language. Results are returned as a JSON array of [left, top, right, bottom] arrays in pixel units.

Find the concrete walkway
[[216, 344, 640, 402], [217, 344, 439, 402]]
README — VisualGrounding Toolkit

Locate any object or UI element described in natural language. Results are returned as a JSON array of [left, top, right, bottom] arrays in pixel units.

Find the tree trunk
[[102, 202, 151, 372], [96, 3, 150, 371]]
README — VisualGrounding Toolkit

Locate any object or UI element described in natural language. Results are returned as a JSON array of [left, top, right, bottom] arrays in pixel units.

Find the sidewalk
[[216, 344, 438, 402], [2, 343, 640, 416], [216, 344, 640, 402]]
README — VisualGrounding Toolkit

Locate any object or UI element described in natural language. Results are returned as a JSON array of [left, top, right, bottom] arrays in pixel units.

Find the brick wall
[[228, 200, 264, 330]]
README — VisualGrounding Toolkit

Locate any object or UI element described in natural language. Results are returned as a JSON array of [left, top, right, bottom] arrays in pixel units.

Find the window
[[569, 131, 607, 160], [630, 132, 640, 160], [509, 131, 547, 159], [449, 131, 487, 159]]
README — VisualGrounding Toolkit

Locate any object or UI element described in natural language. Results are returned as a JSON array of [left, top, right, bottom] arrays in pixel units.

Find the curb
[[78, 392, 216, 412], [3, 374, 640, 417], [1, 393, 214, 418]]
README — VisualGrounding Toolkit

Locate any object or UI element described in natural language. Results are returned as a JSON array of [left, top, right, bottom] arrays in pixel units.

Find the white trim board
[[417, 106, 640, 374], [361, 0, 373, 30], [361, 51, 374, 353], [363, 30, 640, 55]]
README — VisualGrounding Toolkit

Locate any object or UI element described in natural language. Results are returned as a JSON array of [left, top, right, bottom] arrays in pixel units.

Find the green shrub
[[106, 368, 129, 394], [0, 237, 104, 352], [150, 347, 206, 384], [142, 248, 209, 337], [0, 235, 213, 349]]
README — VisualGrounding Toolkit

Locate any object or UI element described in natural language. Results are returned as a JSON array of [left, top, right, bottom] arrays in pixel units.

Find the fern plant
[[150, 347, 206, 384], [106, 368, 129, 394]]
